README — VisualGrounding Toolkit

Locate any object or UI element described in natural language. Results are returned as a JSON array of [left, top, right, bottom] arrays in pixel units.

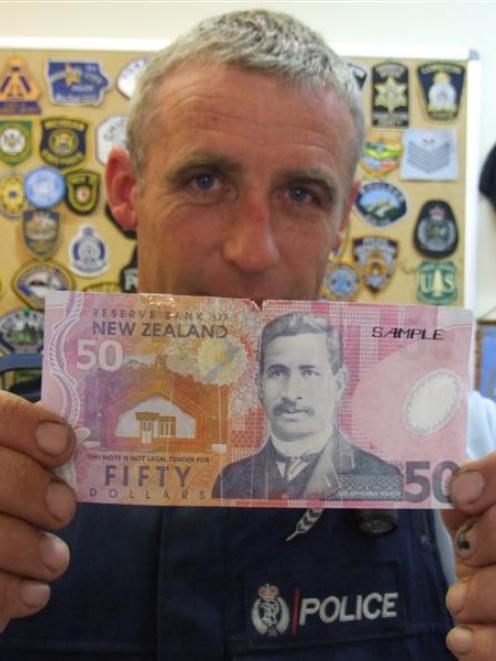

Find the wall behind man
[[3, 0, 496, 317]]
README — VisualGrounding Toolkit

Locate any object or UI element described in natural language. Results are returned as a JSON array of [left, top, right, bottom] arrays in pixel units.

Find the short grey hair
[[258, 312, 343, 376], [127, 9, 365, 182]]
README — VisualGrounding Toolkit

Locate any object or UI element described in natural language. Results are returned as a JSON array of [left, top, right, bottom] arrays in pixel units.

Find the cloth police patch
[[0, 172, 26, 219], [239, 563, 404, 652], [69, 225, 109, 277], [347, 62, 368, 90], [354, 182, 407, 229], [45, 60, 110, 106], [353, 236, 398, 293], [401, 128, 458, 181], [372, 61, 409, 127], [0, 120, 32, 165], [12, 260, 74, 310], [23, 209, 60, 259], [416, 260, 458, 305], [417, 62, 465, 121], [360, 134, 402, 178], [119, 245, 138, 292], [0, 307, 44, 353], [0, 57, 41, 115], [414, 200, 458, 258], [40, 117, 87, 169], [65, 169, 100, 214], [24, 166, 66, 209], [320, 262, 360, 301]]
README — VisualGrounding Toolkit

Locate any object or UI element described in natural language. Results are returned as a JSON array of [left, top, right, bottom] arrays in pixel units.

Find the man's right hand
[[0, 390, 76, 632]]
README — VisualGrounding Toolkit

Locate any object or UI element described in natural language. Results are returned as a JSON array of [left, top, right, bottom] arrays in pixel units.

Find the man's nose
[[281, 373, 303, 402], [222, 192, 280, 273]]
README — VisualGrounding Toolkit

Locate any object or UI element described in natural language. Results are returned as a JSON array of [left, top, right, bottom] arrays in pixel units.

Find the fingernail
[[46, 482, 76, 522], [446, 626, 473, 656], [19, 581, 50, 609], [446, 580, 468, 614], [450, 470, 484, 506], [35, 422, 72, 456], [455, 519, 477, 558], [39, 533, 70, 572]]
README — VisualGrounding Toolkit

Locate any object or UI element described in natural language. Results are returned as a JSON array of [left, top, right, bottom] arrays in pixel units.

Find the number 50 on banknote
[[42, 291, 473, 509]]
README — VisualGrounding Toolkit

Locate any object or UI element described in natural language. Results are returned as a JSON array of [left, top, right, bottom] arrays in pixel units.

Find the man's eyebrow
[[165, 152, 241, 184]]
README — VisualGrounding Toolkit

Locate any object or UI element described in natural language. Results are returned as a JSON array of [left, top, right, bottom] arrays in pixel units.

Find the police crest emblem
[[12, 260, 74, 310], [417, 62, 465, 121], [0, 172, 26, 219], [23, 209, 60, 259], [251, 584, 290, 637], [65, 169, 100, 214], [353, 236, 398, 293], [0, 307, 44, 353], [354, 182, 407, 229], [360, 135, 402, 178], [45, 61, 110, 106], [0, 57, 41, 115], [414, 200, 458, 258], [372, 61, 409, 127], [69, 225, 108, 277], [416, 260, 458, 305], [0, 120, 32, 165], [321, 262, 360, 301], [40, 117, 87, 169], [119, 246, 138, 293]]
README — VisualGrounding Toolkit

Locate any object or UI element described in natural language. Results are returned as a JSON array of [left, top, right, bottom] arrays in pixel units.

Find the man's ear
[[105, 147, 139, 231], [336, 365, 348, 402], [331, 178, 360, 253]]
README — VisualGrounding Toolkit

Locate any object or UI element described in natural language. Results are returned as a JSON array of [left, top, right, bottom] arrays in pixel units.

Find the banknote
[[42, 291, 473, 509]]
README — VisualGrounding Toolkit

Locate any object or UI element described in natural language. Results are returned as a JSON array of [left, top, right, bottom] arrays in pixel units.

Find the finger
[[446, 625, 496, 660], [0, 446, 76, 529], [0, 571, 50, 621], [0, 391, 74, 468], [450, 507, 496, 569], [446, 566, 496, 624], [0, 514, 70, 582], [448, 452, 496, 516]]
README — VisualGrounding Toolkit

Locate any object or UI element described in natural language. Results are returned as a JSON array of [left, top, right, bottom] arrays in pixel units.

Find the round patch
[[403, 368, 461, 435], [321, 263, 360, 301], [24, 166, 66, 208]]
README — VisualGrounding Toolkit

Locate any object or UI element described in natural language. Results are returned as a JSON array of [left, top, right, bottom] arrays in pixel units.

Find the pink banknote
[[42, 292, 473, 509]]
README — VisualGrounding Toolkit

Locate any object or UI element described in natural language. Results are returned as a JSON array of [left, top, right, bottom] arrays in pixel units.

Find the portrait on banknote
[[42, 291, 473, 510], [212, 311, 403, 502]]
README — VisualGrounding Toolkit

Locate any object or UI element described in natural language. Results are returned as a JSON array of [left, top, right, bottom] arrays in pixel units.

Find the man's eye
[[302, 368, 319, 378], [288, 185, 312, 203], [191, 173, 217, 191]]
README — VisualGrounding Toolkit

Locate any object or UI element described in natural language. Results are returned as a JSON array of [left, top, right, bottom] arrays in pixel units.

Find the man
[[213, 312, 402, 501], [0, 9, 494, 660]]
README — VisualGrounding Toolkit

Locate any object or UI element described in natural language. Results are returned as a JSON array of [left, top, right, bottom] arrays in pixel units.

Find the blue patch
[[46, 61, 110, 105], [24, 166, 66, 208], [355, 182, 407, 228]]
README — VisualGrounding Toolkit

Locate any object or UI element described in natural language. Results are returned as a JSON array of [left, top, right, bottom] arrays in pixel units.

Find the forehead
[[153, 62, 356, 165], [264, 333, 330, 366]]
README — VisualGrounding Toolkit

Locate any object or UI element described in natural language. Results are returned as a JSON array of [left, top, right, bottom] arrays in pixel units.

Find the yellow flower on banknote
[[197, 337, 247, 385]]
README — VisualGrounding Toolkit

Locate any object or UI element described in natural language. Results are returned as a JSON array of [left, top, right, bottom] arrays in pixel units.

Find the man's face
[[115, 62, 359, 302], [261, 332, 346, 442]]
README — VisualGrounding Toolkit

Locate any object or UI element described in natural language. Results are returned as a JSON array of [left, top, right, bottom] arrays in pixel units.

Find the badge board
[[0, 38, 479, 382]]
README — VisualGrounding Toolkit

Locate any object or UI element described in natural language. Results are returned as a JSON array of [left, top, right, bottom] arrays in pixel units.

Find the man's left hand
[[443, 451, 496, 659]]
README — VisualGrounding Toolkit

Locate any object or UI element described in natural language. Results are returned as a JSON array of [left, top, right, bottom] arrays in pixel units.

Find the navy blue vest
[[0, 503, 455, 660]]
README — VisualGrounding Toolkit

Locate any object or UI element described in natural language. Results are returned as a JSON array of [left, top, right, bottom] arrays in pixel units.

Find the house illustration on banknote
[[83, 355, 229, 452]]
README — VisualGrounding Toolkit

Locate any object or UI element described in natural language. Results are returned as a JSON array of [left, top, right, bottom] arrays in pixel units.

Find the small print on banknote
[[42, 292, 473, 509]]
